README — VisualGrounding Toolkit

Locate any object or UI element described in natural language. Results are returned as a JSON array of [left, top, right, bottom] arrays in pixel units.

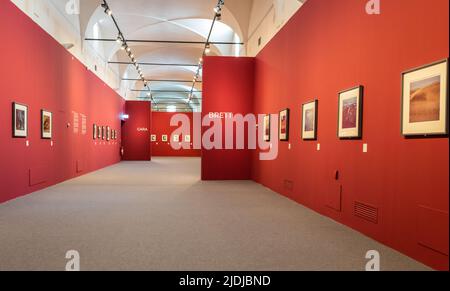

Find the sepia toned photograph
[[263, 114, 271, 142], [402, 59, 448, 136], [279, 109, 290, 141], [41, 110, 52, 139]]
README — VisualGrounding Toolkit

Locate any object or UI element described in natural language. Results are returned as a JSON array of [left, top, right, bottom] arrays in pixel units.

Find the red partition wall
[[252, 0, 449, 270], [0, 1, 125, 204], [121, 101, 151, 161], [152, 112, 201, 157], [202, 57, 255, 180]]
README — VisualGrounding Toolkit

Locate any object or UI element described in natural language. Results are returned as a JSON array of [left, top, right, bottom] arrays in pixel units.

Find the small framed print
[[402, 59, 448, 136], [263, 114, 271, 142], [114, 130, 117, 140], [173, 135, 180, 142], [41, 110, 52, 139], [184, 135, 191, 143], [93, 124, 97, 140], [302, 100, 318, 140], [151, 135, 157, 142], [162, 135, 168, 142], [107, 126, 111, 141], [101, 126, 105, 140], [97, 126, 102, 139], [338, 86, 364, 139], [279, 109, 290, 141], [12, 102, 28, 138]]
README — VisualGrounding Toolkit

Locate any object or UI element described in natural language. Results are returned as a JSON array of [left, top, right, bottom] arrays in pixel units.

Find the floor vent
[[354, 201, 378, 224]]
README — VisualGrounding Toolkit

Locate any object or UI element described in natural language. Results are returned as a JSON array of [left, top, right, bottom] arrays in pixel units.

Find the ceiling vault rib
[[85, 38, 243, 45], [109, 61, 198, 67]]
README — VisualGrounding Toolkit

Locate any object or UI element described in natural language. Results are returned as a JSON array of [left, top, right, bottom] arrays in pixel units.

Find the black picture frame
[[12, 102, 28, 138], [279, 108, 290, 142], [337, 85, 364, 140], [93, 124, 97, 140], [302, 100, 319, 141], [263, 114, 271, 142], [41, 109, 52, 139], [401, 58, 449, 137]]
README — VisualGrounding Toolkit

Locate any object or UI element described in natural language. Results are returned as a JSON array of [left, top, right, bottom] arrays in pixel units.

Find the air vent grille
[[354, 201, 378, 224]]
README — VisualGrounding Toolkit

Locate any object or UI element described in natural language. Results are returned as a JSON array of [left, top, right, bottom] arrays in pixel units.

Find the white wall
[[247, 0, 305, 57]]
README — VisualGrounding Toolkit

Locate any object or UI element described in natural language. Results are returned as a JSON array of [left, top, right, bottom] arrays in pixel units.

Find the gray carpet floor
[[0, 157, 430, 271]]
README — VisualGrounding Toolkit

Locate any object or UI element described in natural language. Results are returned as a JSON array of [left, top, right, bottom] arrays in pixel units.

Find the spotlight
[[116, 35, 122, 43], [126, 47, 131, 53], [121, 44, 126, 50], [105, 8, 112, 16], [205, 43, 211, 54]]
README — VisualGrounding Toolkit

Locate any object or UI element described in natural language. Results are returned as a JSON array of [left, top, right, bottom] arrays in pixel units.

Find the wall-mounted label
[[137, 128, 149, 132]]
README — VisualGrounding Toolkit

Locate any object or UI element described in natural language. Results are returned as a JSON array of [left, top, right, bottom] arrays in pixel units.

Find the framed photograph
[[279, 109, 290, 141], [338, 86, 364, 139], [184, 135, 191, 143], [12, 102, 28, 138], [93, 124, 97, 140], [263, 114, 271, 142], [151, 135, 157, 142], [41, 110, 52, 139], [402, 59, 448, 136], [162, 135, 168, 142], [302, 100, 318, 140]]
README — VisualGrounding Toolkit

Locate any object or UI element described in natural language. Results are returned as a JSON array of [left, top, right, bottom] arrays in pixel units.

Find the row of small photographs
[[12, 103, 52, 139], [93, 124, 118, 141], [264, 59, 449, 142], [151, 134, 191, 143]]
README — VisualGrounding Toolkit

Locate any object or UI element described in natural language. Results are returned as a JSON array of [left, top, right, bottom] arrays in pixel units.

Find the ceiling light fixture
[[102, 0, 148, 94], [188, 0, 225, 104]]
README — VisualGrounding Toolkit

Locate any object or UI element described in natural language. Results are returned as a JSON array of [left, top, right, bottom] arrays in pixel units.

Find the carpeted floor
[[0, 158, 430, 271]]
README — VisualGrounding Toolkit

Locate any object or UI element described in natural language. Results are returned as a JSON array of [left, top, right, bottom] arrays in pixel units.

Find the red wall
[[202, 57, 255, 180], [0, 1, 125, 204], [152, 112, 201, 157], [252, 0, 449, 270], [122, 101, 151, 161]]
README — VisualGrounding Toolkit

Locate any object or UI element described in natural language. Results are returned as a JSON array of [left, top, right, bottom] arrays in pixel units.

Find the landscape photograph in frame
[[302, 100, 318, 140], [338, 86, 363, 139], [402, 59, 448, 136]]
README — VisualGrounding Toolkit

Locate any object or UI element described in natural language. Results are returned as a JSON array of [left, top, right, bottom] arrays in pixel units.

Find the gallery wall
[[121, 101, 152, 161], [152, 112, 201, 157], [251, 0, 449, 270], [202, 56, 255, 180], [0, 1, 125, 204]]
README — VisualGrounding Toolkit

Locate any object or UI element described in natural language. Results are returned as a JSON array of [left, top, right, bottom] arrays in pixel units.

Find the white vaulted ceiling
[[13, 0, 305, 112], [82, 0, 252, 112]]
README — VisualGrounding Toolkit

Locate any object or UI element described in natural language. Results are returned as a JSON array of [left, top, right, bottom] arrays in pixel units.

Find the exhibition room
[[0, 0, 448, 274]]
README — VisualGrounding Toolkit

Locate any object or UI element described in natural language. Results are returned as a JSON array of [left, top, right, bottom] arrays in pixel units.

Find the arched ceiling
[[79, 0, 253, 112]]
